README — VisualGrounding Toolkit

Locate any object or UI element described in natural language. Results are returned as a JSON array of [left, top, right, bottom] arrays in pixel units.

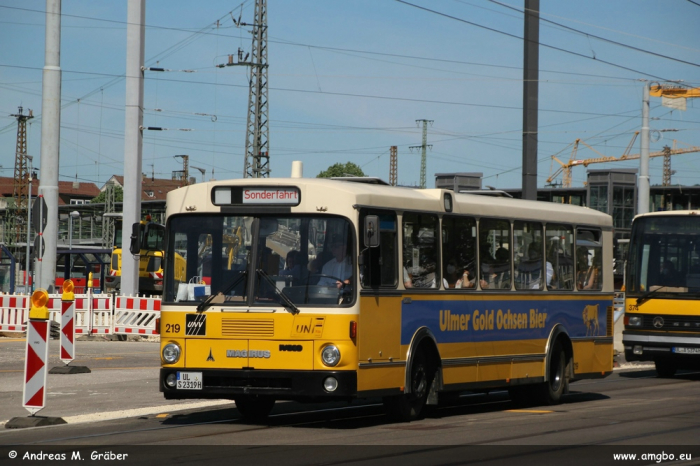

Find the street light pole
[[25, 156, 33, 291], [68, 211, 79, 276]]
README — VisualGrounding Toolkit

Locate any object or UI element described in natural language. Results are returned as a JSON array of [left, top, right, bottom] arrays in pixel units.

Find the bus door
[[358, 210, 400, 365]]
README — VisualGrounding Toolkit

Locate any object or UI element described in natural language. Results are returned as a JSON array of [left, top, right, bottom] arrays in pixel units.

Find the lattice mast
[[102, 184, 116, 248], [12, 106, 34, 242], [243, 0, 270, 178], [389, 146, 397, 186], [662, 145, 672, 186], [409, 120, 433, 189]]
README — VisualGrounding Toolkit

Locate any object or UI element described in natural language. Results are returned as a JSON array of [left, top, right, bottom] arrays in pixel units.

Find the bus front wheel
[[655, 360, 677, 378], [383, 350, 434, 422], [235, 395, 275, 421]]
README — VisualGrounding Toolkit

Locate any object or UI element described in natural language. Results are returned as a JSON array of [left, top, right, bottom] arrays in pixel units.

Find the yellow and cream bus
[[158, 175, 614, 421], [623, 210, 700, 377]]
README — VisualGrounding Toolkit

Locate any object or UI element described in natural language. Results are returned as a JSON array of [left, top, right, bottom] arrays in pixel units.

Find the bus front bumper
[[623, 331, 700, 363], [160, 368, 357, 401]]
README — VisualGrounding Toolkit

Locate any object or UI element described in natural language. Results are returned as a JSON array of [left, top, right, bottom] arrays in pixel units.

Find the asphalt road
[[0, 337, 231, 425], [1, 337, 700, 465]]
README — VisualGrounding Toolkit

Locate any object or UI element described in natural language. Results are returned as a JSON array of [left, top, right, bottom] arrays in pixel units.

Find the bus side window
[[514, 221, 543, 290], [479, 218, 511, 290], [546, 224, 574, 291], [403, 213, 438, 288], [441, 216, 477, 289], [360, 211, 397, 288], [576, 228, 602, 291]]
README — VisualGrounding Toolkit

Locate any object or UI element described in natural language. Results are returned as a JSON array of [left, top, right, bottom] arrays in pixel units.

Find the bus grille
[[641, 314, 700, 331], [607, 306, 614, 337], [221, 319, 274, 337], [206, 375, 292, 390]]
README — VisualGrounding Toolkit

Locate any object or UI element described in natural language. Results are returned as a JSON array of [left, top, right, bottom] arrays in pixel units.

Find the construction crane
[[650, 84, 700, 99], [547, 134, 700, 187], [549, 83, 700, 188]]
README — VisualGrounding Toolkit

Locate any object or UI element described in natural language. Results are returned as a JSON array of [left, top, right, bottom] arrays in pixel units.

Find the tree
[[317, 162, 365, 178], [92, 185, 123, 203]]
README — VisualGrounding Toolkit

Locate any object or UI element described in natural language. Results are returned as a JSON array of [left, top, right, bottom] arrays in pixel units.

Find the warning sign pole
[[50, 279, 91, 375], [6, 290, 66, 429]]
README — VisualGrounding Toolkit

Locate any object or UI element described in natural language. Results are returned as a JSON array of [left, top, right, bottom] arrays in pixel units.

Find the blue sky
[[0, 0, 698, 190]]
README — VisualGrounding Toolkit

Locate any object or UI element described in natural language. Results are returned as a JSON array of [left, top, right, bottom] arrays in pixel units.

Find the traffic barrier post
[[49, 279, 90, 375], [5, 290, 66, 428]]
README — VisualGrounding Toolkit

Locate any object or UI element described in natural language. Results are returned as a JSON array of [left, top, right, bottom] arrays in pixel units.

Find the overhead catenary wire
[[487, 0, 700, 71], [392, 0, 686, 84]]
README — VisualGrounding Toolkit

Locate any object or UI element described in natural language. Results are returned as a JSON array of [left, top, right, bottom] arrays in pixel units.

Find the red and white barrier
[[2, 292, 164, 337], [74, 292, 114, 334], [23, 319, 49, 414], [59, 299, 75, 364], [113, 296, 161, 335], [0, 295, 29, 332]]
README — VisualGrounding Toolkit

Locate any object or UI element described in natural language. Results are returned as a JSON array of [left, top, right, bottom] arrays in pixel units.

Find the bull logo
[[582, 304, 600, 336]]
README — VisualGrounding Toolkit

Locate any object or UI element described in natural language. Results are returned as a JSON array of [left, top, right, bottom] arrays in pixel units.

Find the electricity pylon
[[242, 0, 270, 178], [409, 120, 433, 189], [11, 106, 33, 243]]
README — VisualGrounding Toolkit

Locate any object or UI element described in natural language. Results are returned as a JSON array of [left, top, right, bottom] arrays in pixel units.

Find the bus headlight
[[627, 316, 642, 327], [162, 343, 181, 364], [323, 377, 338, 392], [321, 345, 340, 367], [165, 373, 177, 388]]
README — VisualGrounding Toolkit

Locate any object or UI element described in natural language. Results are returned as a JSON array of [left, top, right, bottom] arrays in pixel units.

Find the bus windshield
[[164, 214, 354, 307], [626, 215, 700, 296]]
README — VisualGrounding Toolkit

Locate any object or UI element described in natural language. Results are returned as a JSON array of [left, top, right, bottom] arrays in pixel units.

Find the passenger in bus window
[[403, 266, 413, 288], [442, 259, 475, 289], [281, 250, 302, 284], [576, 247, 590, 289], [523, 242, 552, 289], [581, 254, 601, 290], [443, 260, 462, 288], [545, 241, 559, 289], [403, 263, 436, 288], [495, 242, 509, 262], [479, 242, 496, 289], [318, 235, 352, 288]]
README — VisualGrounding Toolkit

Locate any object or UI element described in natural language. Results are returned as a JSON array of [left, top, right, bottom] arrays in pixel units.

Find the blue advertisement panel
[[401, 298, 610, 345]]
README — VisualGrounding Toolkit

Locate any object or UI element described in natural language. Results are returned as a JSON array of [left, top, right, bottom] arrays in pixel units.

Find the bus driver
[[318, 235, 352, 289]]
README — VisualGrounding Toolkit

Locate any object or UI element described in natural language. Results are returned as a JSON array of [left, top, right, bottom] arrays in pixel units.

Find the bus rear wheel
[[235, 395, 275, 421], [536, 346, 568, 405], [384, 350, 434, 422]]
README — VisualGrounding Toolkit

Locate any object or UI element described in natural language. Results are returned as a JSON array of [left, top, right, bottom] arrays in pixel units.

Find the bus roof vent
[[330, 177, 390, 185]]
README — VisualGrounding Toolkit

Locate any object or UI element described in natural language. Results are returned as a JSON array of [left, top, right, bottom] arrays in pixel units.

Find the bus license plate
[[177, 371, 203, 390], [672, 347, 700, 354]]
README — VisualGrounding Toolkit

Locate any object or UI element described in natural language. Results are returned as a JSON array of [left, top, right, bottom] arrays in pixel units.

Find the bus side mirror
[[129, 223, 140, 255], [364, 215, 380, 248]]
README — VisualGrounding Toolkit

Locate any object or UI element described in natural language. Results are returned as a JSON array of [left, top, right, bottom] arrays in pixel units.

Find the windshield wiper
[[636, 285, 669, 306], [257, 269, 300, 315], [197, 271, 247, 312]]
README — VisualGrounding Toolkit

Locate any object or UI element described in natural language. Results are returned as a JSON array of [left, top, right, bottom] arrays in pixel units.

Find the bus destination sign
[[212, 186, 301, 206], [243, 188, 299, 204]]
